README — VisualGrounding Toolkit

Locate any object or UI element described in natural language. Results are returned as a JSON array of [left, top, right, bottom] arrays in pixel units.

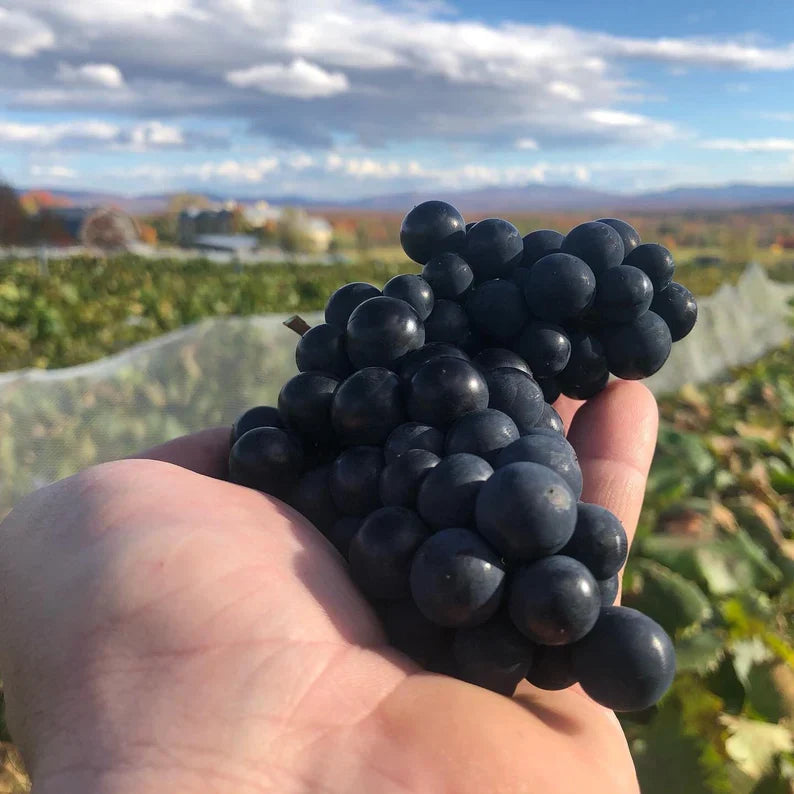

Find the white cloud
[[56, 62, 125, 89], [700, 138, 794, 152], [185, 157, 281, 183], [288, 153, 315, 170], [127, 121, 185, 149], [584, 109, 679, 143], [603, 35, 794, 71], [548, 82, 583, 101], [226, 58, 350, 98], [30, 164, 77, 179], [0, 8, 54, 57], [0, 119, 199, 152], [516, 138, 539, 150], [0, 120, 120, 145]]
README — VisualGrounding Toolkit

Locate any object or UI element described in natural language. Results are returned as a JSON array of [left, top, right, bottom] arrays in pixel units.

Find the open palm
[[0, 380, 657, 794]]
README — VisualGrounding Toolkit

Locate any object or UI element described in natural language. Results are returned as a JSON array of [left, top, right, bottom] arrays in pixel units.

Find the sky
[[1, 0, 794, 200]]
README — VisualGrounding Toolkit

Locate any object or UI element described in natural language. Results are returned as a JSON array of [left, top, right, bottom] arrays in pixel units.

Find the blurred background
[[1, 1, 794, 791]]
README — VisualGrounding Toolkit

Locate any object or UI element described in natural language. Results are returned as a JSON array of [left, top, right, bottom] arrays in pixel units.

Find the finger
[[553, 395, 585, 436], [128, 427, 231, 479], [566, 380, 658, 545]]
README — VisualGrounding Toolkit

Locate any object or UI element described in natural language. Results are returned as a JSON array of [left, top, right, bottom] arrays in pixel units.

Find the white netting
[[1, 262, 793, 516], [645, 262, 794, 393]]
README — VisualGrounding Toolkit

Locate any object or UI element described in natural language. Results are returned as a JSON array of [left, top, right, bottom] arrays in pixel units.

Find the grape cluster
[[228, 200, 686, 711]]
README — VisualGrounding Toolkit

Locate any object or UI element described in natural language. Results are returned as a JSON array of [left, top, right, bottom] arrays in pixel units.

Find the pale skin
[[0, 380, 658, 794]]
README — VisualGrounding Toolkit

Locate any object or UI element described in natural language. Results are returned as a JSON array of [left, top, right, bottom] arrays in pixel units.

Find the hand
[[0, 380, 657, 794]]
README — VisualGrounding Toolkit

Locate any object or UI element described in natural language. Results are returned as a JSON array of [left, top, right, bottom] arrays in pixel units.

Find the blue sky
[[1, 0, 794, 199]]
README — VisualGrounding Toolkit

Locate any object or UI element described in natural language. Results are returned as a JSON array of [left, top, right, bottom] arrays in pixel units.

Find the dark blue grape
[[537, 377, 562, 404], [348, 507, 430, 599], [453, 615, 535, 696], [329, 446, 384, 516], [301, 439, 338, 471], [465, 218, 524, 281], [623, 243, 675, 291], [515, 322, 571, 378], [229, 427, 304, 498], [557, 331, 609, 400], [397, 343, 469, 382], [379, 449, 441, 508], [410, 528, 506, 628], [522, 229, 564, 268], [422, 252, 474, 301], [465, 222, 478, 232], [475, 462, 576, 561], [325, 282, 381, 328], [407, 357, 489, 429], [378, 599, 453, 665], [650, 282, 698, 341], [465, 279, 529, 342], [295, 323, 352, 379], [593, 265, 654, 324], [535, 403, 565, 434], [445, 409, 519, 465], [326, 516, 362, 557], [484, 367, 544, 434], [383, 274, 435, 321], [559, 372, 609, 400], [571, 606, 676, 711], [600, 311, 672, 380], [278, 372, 340, 444], [424, 299, 470, 345], [346, 296, 425, 369], [416, 453, 493, 529], [510, 265, 533, 294], [596, 218, 640, 256], [400, 201, 466, 264], [496, 434, 582, 499], [525, 645, 578, 691], [459, 326, 486, 357], [230, 405, 283, 447], [453, 613, 534, 670], [598, 575, 620, 606], [473, 347, 533, 377], [525, 253, 596, 322], [331, 367, 404, 446], [289, 464, 339, 533], [561, 221, 625, 278], [560, 502, 628, 579], [509, 555, 600, 645], [384, 421, 445, 463]]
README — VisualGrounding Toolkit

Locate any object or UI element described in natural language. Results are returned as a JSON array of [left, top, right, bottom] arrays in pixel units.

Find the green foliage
[[0, 254, 413, 371], [625, 343, 794, 793]]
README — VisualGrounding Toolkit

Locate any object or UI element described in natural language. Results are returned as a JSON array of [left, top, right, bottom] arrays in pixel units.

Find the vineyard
[[3, 251, 794, 372], [0, 254, 793, 791]]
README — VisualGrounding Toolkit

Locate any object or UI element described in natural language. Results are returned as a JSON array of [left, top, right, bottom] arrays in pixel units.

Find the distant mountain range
[[29, 183, 794, 215]]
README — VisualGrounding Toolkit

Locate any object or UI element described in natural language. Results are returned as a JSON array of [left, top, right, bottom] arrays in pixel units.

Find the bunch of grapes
[[228, 201, 692, 711]]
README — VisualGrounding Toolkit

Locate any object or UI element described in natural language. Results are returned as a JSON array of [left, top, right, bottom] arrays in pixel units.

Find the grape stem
[[284, 315, 311, 336]]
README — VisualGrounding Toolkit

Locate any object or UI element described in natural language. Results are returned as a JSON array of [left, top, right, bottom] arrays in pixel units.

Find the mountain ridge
[[24, 182, 794, 215]]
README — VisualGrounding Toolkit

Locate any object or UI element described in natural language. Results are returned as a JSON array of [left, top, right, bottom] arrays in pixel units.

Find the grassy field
[[2, 246, 794, 372]]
